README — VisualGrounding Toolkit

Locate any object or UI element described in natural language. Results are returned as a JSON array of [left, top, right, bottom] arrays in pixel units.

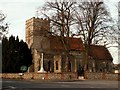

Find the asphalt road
[[1, 79, 119, 90]]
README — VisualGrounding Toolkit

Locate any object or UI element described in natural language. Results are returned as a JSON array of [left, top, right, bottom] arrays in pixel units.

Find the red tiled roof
[[70, 37, 84, 51], [49, 36, 84, 51], [89, 45, 113, 61]]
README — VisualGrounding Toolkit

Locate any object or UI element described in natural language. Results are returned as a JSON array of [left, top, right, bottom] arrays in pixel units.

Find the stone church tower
[[25, 17, 50, 48], [25, 17, 51, 72]]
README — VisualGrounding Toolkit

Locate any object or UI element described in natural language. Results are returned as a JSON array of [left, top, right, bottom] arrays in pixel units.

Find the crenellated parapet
[[26, 17, 50, 31]]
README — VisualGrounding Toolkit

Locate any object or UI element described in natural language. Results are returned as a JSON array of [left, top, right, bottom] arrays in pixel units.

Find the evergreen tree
[[2, 37, 9, 72], [2, 36, 32, 73]]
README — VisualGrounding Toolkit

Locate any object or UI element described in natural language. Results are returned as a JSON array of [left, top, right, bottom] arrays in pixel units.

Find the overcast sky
[[0, 0, 119, 64]]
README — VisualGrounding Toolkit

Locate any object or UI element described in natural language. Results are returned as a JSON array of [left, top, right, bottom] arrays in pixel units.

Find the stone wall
[[1, 72, 77, 80], [86, 72, 119, 81], [1, 73, 20, 79], [1, 72, 119, 80]]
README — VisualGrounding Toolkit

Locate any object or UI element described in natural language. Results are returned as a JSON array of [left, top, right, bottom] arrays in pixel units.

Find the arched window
[[56, 61, 58, 70], [68, 61, 71, 72], [48, 61, 51, 72]]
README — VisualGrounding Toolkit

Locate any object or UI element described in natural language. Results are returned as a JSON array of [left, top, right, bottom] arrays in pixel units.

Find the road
[[1, 79, 119, 90]]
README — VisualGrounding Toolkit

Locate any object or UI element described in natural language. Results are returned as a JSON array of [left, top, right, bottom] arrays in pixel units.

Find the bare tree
[[37, 0, 76, 71], [0, 11, 8, 41], [38, 0, 76, 36], [74, 0, 117, 72], [37, 0, 119, 73]]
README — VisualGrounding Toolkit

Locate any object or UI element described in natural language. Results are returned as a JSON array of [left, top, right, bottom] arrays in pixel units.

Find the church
[[25, 17, 113, 74], [25, 17, 85, 73]]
